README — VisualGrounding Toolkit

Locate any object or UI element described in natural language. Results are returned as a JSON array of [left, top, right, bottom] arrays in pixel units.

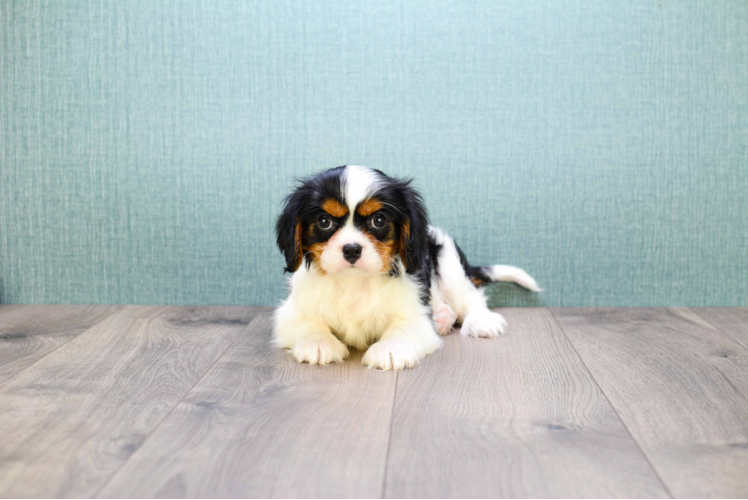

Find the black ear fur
[[396, 180, 429, 274], [276, 167, 347, 273], [276, 192, 304, 273]]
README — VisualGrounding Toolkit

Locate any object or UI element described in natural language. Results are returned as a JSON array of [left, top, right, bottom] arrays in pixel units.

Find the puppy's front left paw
[[362, 339, 423, 371], [461, 309, 508, 338], [292, 334, 349, 365]]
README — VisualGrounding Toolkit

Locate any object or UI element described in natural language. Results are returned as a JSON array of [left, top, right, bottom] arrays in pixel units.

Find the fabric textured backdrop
[[1, 0, 747, 307]]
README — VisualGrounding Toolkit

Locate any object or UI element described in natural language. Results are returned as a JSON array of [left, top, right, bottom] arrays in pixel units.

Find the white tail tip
[[485, 265, 542, 292]]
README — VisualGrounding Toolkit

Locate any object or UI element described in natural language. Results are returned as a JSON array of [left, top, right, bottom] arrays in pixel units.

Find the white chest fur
[[285, 265, 428, 349]]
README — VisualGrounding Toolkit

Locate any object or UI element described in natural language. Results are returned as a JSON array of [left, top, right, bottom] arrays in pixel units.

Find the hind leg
[[430, 227, 508, 338], [460, 308, 508, 338], [450, 283, 508, 338]]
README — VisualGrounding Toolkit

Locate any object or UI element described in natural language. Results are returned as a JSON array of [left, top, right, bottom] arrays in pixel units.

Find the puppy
[[274, 165, 540, 370]]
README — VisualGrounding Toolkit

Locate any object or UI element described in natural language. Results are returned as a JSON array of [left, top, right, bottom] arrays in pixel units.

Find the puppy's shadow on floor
[[345, 349, 366, 366], [280, 345, 376, 373]]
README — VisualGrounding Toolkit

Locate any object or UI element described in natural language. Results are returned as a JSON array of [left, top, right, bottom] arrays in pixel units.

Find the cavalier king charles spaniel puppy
[[274, 165, 540, 370]]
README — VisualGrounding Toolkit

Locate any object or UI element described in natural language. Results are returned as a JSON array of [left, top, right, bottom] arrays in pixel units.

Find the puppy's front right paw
[[292, 335, 349, 365]]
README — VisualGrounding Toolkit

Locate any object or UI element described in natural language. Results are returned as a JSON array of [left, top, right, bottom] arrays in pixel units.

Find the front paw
[[292, 335, 349, 365], [461, 309, 508, 338], [362, 339, 423, 371]]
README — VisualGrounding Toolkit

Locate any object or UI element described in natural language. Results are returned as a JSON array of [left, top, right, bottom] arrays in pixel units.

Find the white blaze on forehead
[[343, 165, 381, 215]]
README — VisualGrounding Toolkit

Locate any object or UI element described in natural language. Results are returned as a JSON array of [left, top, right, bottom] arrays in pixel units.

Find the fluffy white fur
[[275, 262, 440, 370], [274, 165, 539, 370]]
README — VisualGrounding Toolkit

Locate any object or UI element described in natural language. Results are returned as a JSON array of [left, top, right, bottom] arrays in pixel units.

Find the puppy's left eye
[[370, 213, 387, 229]]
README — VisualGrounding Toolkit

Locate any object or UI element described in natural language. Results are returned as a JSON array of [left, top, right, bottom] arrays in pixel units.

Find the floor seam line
[[91, 307, 264, 498], [687, 307, 748, 353], [0, 305, 124, 387], [681, 308, 748, 409], [546, 307, 676, 499], [380, 371, 399, 499]]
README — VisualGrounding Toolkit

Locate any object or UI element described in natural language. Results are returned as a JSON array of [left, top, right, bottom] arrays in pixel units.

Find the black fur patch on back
[[453, 240, 492, 287], [427, 231, 443, 279]]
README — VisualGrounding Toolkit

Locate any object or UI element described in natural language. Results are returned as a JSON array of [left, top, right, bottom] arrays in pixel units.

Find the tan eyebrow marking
[[357, 198, 383, 217], [322, 198, 348, 218]]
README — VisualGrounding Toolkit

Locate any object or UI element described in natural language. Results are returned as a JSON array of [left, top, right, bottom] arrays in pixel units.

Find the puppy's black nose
[[342, 243, 362, 264]]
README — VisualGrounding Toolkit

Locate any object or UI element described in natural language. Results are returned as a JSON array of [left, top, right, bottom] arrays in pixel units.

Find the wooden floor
[[0, 306, 746, 498]]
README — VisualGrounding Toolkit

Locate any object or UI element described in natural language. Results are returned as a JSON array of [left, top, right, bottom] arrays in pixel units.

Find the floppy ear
[[276, 193, 304, 273], [397, 181, 429, 274]]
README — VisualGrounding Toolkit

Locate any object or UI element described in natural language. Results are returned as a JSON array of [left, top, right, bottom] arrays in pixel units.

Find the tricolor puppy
[[274, 165, 540, 370]]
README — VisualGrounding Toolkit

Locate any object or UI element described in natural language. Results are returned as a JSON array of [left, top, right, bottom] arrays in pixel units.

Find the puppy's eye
[[317, 215, 333, 230], [370, 213, 387, 229]]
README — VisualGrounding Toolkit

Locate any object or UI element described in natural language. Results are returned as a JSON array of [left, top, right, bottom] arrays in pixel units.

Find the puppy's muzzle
[[342, 243, 362, 264]]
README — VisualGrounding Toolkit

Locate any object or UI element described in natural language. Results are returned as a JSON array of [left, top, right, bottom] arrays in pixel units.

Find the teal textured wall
[[1, 1, 747, 307]]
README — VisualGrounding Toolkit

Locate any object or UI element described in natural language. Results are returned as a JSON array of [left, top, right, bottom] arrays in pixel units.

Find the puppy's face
[[276, 166, 428, 276]]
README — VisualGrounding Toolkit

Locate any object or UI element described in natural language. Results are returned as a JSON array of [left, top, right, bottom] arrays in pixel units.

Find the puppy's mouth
[[340, 264, 367, 274]]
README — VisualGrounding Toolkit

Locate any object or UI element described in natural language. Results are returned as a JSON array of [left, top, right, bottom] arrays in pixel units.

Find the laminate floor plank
[[98, 310, 398, 499], [384, 308, 668, 498], [0, 305, 258, 498], [552, 307, 748, 498], [692, 308, 748, 351], [0, 304, 122, 384]]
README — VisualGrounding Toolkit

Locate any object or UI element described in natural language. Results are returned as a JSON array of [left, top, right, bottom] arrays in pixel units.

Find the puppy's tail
[[468, 265, 542, 292]]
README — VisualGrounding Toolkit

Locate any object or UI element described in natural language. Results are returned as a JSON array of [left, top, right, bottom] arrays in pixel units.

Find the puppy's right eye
[[317, 215, 333, 230]]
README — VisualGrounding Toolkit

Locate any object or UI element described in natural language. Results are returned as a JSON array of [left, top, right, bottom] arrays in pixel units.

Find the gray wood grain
[[0, 304, 122, 384], [384, 308, 668, 498], [692, 308, 748, 351], [0, 305, 258, 498], [99, 310, 397, 499], [552, 307, 748, 498]]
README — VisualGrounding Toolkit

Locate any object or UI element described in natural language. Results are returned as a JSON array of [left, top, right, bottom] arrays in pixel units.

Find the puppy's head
[[276, 165, 428, 276]]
